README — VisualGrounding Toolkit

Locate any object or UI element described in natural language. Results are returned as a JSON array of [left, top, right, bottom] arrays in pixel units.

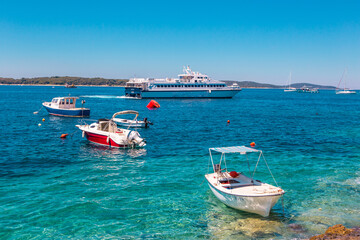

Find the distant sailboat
[[284, 72, 296, 92], [336, 69, 356, 94]]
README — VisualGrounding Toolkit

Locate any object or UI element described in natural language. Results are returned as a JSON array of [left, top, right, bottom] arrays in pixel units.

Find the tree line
[[0, 76, 128, 86]]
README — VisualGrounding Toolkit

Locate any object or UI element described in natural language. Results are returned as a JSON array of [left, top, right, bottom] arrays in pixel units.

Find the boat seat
[[222, 183, 254, 189]]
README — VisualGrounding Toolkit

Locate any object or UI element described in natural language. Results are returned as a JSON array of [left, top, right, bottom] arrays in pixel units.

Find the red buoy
[[60, 134, 68, 138], [250, 142, 256, 147], [147, 100, 160, 109]]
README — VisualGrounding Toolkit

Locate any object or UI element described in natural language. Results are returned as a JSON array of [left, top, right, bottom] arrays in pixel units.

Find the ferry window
[[54, 99, 58, 103], [61, 100, 64, 104], [66, 99, 69, 104], [70, 99, 74, 104]]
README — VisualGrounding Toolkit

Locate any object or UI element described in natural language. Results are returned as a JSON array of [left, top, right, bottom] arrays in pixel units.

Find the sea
[[0, 85, 359, 239]]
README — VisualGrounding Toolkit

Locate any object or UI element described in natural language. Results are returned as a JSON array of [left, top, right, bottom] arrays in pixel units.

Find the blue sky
[[0, 0, 359, 88]]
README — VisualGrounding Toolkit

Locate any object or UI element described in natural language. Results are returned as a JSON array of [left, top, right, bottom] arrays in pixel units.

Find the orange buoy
[[42, 118, 45, 122], [60, 134, 68, 138], [147, 100, 160, 109], [227, 120, 230, 124], [250, 142, 256, 147]]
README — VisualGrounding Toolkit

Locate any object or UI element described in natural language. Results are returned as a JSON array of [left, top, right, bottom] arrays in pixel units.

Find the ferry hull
[[208, 183, 282, 217], [43, 105, 90, 117], [137, 90, 241, 98]]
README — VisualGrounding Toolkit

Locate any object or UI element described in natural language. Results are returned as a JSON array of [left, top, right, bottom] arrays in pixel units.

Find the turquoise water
[[0, 86, 359, 239]]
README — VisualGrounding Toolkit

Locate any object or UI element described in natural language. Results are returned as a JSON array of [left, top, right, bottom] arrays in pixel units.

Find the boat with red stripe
[[76, 111, 146, 148]]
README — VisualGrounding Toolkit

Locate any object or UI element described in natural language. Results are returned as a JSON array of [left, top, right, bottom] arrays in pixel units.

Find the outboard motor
[[127, 130, 146, 147]]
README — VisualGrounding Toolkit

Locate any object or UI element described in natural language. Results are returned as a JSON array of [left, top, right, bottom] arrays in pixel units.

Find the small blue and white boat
[[42, 97, 90, 117]]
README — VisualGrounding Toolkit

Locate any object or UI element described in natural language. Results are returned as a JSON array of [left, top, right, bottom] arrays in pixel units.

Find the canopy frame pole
[[210, 149, 215, 172], [246, 153, 252, 182], [224, 153, 228, 172], [252, 151, 262, 179], [127, 114, 139, 130], [261, 152, 279, 187]]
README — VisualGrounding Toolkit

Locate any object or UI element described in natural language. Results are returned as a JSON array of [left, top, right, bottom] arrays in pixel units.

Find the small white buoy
[[38, 123, 41, 126], [33, 111, 38, 114]]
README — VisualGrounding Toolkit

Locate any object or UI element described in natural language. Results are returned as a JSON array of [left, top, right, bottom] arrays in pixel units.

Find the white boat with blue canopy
[[205, 146, 285, 217]]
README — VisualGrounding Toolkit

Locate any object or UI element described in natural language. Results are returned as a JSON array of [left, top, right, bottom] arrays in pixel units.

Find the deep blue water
[[0, 85, 359, 239]]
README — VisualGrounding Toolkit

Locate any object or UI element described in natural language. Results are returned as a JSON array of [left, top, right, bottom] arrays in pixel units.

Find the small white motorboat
[[76, 111, 146, 148], [205, 146, 285, 217], [112, 110, 152, 128], [42, 97, 90, 117]]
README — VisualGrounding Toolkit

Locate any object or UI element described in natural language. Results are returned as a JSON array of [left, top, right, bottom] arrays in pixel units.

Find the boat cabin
[[50, 97, 79, 109]]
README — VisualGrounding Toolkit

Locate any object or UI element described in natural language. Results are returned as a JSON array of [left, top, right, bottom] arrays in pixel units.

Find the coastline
[[0, 84, 340, 90], [0, 84, 123, 87]]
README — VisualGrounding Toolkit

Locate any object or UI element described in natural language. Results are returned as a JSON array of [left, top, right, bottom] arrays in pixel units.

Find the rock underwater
[[310, 224, 360, 240]]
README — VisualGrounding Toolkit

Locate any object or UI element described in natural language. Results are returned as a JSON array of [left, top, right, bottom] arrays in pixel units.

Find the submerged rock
[[288, 223, 306, 233], [310, 224, 360, 240]]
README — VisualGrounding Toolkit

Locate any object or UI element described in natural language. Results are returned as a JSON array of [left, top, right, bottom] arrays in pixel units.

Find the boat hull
[[43, 104, 90, 117], [336, 91, 356, 94], [113, 118, 146, 128], [208, 183, 282, 217], [84, 131, 129, 148], [125, 88, 241, 98]]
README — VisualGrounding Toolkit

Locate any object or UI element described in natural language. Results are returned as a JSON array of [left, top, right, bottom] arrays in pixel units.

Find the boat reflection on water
[[80, 143, 147, 158]]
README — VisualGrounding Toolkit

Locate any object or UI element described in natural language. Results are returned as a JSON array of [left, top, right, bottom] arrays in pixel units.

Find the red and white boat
[[76, 111, 146, 148]]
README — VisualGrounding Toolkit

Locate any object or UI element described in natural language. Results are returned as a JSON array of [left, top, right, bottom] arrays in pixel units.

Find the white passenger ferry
[[124, 66, 241, 98]]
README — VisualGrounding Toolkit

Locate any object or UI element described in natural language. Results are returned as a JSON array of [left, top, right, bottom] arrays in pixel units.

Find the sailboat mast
[[289, 72, 292, 89]]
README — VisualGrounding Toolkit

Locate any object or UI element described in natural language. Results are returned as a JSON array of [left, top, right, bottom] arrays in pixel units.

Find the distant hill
[[0, 76, 128, 86], [289, 83, 336, 89], [223, 80, 279, 88], [223, 80, 336, 89], [0, 76, 336, 89]]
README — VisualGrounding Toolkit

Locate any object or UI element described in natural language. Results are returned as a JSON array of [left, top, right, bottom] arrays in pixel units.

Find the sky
[[0, 0, 359, 88]]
